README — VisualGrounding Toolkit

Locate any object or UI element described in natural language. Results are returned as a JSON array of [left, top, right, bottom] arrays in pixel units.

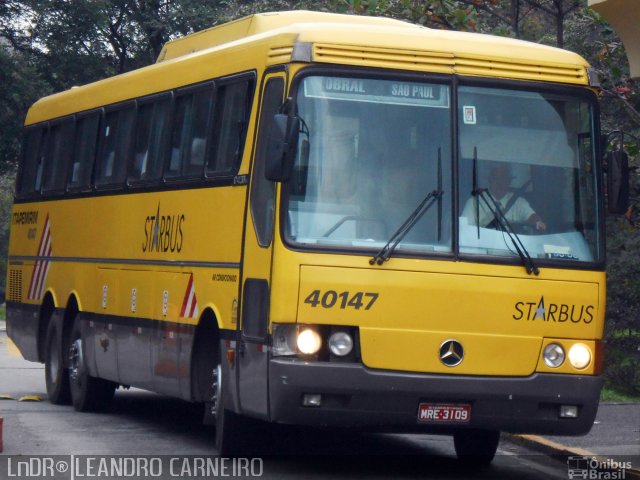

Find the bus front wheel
[[68, 317, 116, 412], [453, 429, 500, 466], [210, 361, 244, 455]]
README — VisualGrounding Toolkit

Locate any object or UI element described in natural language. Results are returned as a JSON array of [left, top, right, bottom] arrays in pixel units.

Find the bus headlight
[[568, 343, 591, 370], [328, 331, 353, 357], [297, 328, 322, 355], [543, 343, 565, 368], [272, 324, 297, 356]]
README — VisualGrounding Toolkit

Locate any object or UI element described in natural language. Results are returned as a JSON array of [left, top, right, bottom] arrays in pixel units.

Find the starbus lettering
[[142, 203, 185, 253], [513, 296, 594, 324]]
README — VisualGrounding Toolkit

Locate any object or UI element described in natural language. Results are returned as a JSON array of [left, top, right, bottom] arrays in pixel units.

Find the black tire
[[44, 318, 71, 405], [212, 362, 246, 456], [68, 317, 116, 412], [453, 429, 500, 466], [193, 326, 246, 455]]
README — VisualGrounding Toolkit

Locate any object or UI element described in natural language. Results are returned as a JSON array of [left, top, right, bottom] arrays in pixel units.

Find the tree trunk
[[556, 10, 564, 48], [511, 0, 520, 38]]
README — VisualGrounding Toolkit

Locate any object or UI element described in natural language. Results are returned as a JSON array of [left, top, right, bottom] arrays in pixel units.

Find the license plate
[[417, 403, 471, 423]]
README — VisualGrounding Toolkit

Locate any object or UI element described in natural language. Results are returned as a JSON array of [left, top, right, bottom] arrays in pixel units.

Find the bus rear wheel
[[44, 318, 71, 405], [68, 317, 116, 412], [453, 429, 500, 466]]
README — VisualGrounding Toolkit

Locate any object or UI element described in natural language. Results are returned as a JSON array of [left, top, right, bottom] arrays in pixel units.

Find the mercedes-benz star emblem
[[439, 340, 464, 367]]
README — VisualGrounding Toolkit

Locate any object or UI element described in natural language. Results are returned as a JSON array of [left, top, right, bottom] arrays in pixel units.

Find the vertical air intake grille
[[8, 269, 22, 302]]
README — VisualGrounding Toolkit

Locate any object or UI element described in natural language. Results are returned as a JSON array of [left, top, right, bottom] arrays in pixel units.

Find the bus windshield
[[285, 75, 601, 266], [458, 86, 600, 264]]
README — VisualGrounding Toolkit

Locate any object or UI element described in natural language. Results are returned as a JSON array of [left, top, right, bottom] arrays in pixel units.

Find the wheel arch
[[63, 294, 80, 349], [36, 292, 56, 362]]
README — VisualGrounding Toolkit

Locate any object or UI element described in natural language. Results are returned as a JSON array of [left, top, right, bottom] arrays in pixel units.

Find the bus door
[[238, 72, 286, 419]]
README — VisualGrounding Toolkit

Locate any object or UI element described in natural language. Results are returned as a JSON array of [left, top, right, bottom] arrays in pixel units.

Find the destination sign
[[303, 76, 450, 108]]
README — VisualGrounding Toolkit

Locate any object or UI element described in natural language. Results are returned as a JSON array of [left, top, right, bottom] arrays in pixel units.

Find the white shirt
[[462, 192, 535, 227]]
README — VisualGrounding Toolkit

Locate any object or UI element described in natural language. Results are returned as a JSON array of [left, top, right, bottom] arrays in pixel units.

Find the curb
[[509, 434, 640, 480]]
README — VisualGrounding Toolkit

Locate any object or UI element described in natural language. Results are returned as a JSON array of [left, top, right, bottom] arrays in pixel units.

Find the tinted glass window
[[18, 127, 46, 196], [166, 87, 213, 180], [68, 113, 100, 191], [286, 76, 453, 255], [42, 118, 75, 193], [95, 106, 135, 187], [250, 77, 283, 247], [130, 96, 171, 183], [207, 80, 252, 176], [458, 86, 600, 263], [33, 129, 49, 193]]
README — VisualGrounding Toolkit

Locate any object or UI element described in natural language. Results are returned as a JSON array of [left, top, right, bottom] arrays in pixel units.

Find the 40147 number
[[304, 290, 379, 310]]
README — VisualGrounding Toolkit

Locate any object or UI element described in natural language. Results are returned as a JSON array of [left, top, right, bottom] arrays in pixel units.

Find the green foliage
[[0, 49, 50, 171], [0, 169, 16, 303], [600, 386, 640, 402], [604, 217, 640, 395], [337, 0, 481, 30]]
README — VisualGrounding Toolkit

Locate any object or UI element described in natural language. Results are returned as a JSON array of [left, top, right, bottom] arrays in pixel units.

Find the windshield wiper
[[369, 188, 443, 265], [474, 189, 539, 275], [471, 148, 539, 276]]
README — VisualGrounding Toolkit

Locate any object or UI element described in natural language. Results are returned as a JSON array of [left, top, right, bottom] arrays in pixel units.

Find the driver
[[462, 163, 546, 232]]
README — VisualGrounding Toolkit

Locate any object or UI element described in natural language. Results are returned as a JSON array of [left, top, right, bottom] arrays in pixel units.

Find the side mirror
[[607, 148, 629, 214], [265, 113, 300, 182], [290, 138, 310, 196]]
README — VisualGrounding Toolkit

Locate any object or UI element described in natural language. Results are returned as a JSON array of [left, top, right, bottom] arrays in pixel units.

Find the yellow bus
[[6, 10, 613, 461]]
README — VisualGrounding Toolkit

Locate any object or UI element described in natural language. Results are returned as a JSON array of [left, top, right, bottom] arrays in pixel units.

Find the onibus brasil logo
[[567, 456, 632, 479]]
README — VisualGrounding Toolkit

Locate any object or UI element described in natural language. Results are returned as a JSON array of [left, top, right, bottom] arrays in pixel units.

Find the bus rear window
[[18, 127, 46, 197]]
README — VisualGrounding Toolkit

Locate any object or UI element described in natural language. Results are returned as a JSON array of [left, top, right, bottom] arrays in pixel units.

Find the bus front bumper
[[268, 358, 601, 435]]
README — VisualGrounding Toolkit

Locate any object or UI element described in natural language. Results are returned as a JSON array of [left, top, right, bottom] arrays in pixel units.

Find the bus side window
[[33, 129, 49, 194], [18, 127, 46, 197], [206, 78, 253, 177], [68, 113, 100, 192], [95, 105, 135, 189], [42, 117, 75, 194], [166, 85, 213, 180], [130, 95, 171, 184]]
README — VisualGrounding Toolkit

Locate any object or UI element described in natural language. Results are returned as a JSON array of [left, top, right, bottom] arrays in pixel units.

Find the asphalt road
[[0, 328, 574, 479]]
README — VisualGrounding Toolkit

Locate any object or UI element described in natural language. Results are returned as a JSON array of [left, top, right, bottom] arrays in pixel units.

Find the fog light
[[543, 343, 565, 368], [559, 405, 579, 418], [328, 331, 353, 357], [302, 394, 322, 407], [297, 328, 322, 355], [568, 343, 591, 370]]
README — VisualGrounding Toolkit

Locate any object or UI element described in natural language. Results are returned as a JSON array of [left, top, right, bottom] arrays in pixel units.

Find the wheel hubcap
[[210, 364, 222, 419], [69, 338, 83, 383]]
